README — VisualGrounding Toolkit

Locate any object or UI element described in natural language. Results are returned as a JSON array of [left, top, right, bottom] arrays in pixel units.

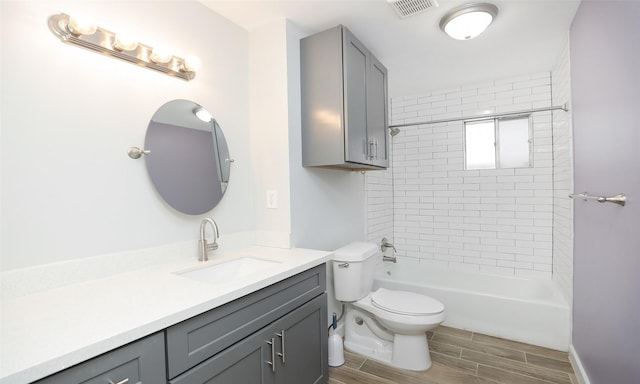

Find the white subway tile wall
[[368, 72, 560, 278], [365, 142, 394, 245], [551, 36, 574, 302]]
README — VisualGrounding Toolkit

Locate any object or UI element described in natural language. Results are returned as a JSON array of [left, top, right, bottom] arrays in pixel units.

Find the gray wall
[[570, 1, 640, 383]]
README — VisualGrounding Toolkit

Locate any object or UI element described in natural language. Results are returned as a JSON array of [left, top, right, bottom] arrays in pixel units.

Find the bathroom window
[[464, 116, 531, 170]]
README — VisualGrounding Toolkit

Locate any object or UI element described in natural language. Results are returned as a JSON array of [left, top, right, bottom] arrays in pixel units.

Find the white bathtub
[[373, 262, 571, 351]]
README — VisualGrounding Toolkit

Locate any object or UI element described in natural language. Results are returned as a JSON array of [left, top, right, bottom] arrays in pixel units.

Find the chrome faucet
[[199, 218, 219, 262], [380, 237, 397, 263]]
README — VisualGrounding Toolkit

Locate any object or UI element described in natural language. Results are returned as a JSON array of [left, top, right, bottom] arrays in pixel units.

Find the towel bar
[[569, 192, 626, 207]]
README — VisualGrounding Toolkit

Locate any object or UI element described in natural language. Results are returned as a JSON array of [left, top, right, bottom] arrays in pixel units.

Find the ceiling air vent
[[387, 0, 439, 18]]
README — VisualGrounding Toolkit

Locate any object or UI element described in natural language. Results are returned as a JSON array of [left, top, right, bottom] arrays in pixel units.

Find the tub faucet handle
[[380, 237, 397, 263], [380, 237, 396, 253]]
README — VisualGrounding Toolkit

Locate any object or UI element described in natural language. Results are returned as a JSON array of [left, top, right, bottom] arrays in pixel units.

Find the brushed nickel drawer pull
[[277, 330, 286, 363], [266, 338, 275, 373], [109, 379, 129, 384]]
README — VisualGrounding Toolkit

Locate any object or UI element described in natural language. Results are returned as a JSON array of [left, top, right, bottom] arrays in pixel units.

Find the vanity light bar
[[48, 13, 197, 81]]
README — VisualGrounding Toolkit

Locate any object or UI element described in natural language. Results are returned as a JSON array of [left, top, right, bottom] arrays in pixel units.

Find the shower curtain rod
[[388, 103, 569, 129]]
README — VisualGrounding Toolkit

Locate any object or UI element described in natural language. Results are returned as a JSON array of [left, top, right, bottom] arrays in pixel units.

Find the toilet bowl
[[344, 288, 444, 370], [333, 242, 446, 371]]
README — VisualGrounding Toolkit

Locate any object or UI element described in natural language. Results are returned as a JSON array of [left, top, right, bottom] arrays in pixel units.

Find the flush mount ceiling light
[[439, 3, 498, 40], [48, 12, 198, 81]]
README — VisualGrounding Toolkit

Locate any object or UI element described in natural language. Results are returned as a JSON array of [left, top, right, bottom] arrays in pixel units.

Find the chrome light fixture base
[[48, 13, 196, 81]]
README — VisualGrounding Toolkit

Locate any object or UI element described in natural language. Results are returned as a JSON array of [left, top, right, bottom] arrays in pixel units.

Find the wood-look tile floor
[[329, 326, 578, 384]]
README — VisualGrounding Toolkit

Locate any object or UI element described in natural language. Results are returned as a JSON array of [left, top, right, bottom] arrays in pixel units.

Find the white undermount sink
[[178, 257, 282, 284]]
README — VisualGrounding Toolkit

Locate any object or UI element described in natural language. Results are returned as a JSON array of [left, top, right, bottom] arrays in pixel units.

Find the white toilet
[[333, 242, 445, 371]]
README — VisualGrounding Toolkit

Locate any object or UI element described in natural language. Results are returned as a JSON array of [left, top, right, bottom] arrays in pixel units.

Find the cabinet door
[[343, 28, 370, 165], [170, 327, 275, 384], [273, 293, 328, 384], [367, 54, 389, 168]]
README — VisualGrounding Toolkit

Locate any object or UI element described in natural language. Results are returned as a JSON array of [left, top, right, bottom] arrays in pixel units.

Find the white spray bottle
[[328, 312, 345, 367]]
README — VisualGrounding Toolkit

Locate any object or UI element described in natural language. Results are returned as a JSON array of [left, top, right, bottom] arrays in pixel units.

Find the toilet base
[[344, 307, 433, 371], [392, 333, 431, 370]]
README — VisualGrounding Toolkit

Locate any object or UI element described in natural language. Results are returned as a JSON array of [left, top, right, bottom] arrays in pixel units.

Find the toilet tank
[[333, 242, 380, 302]]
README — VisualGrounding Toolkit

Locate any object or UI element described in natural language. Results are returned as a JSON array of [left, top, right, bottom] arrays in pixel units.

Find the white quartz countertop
[[0, 246, 332, 384]]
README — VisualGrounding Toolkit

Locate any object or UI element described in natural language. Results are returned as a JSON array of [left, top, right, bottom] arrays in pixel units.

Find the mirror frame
[[144, 99, 231, 215]]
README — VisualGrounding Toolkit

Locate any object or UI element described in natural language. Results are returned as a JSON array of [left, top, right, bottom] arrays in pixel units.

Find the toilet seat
[[353, 289, 446, 331], [371, 288, 444, 316]]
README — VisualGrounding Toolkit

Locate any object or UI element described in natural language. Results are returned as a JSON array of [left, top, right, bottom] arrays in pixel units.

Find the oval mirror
[[144, 99, 231, 215]]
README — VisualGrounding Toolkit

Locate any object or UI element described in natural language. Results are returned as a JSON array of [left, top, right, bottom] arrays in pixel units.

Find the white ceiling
[[199, 0, 581, 97]]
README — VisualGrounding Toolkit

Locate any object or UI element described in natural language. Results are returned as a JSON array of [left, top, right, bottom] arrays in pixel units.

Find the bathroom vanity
[[0, 247, 331, 384]]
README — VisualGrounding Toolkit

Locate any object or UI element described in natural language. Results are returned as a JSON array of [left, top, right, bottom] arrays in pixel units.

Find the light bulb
[[440, 3, 499, 40], [67, 12, 97, 35], [150, 46, 172, 64], [444, 11, 494, 40], [182, 56, 201, 72], [194, 107, 213, 123], [114, 33, 138, 51]]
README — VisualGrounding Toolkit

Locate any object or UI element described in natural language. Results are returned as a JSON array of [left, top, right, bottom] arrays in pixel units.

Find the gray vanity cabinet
[[167, 264, 328, 384], [170, 293, 327, 384], [301, 25, 389, 170]]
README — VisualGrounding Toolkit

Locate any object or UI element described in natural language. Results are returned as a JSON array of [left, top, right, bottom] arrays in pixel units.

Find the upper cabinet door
[[343, 28, 369, 165], [300, 25, 389, 170], [367, 54, 389, 168]]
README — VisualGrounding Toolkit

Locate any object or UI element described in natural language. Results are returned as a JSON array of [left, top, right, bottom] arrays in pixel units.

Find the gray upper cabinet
[[301, 25, 389, 170]]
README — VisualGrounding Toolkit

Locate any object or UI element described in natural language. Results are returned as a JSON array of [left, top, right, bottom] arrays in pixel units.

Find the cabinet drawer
[[169, 324, 273, 384], [166, 264, 326, 378], [34, 332, 165, 384]]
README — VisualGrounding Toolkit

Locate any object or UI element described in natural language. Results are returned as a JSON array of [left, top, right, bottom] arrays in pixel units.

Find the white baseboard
[[569, 344, 591, 384]]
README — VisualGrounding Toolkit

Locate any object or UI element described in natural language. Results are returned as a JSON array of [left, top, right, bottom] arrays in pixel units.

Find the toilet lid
[[371, 288, 444, 316]]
